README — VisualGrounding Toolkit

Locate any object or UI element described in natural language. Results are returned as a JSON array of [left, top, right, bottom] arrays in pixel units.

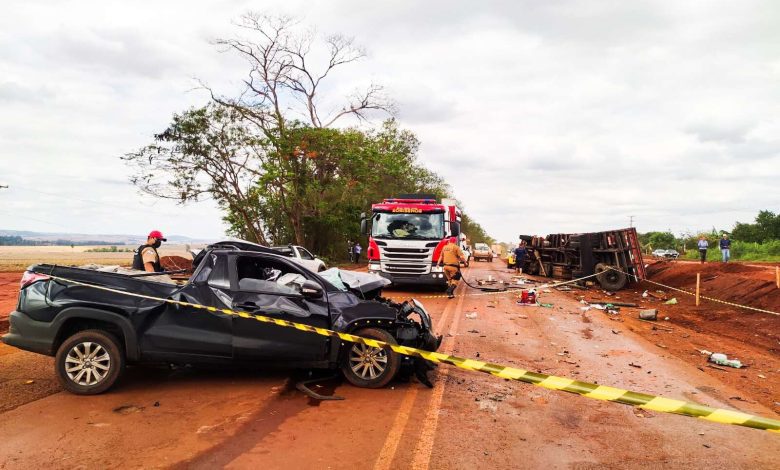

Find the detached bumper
[[1, 310, 56, 356]]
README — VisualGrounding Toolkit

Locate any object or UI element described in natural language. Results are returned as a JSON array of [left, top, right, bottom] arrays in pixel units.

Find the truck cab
[[361, 195, 461, 289]]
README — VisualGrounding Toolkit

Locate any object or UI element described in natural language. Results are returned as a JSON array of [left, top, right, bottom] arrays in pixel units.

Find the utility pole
[[629, 215, 634, 228]]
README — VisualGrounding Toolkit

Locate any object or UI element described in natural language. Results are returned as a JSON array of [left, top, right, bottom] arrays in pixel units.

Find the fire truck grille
[[383, 263, 428, 274], [380, 247, 431, 261]]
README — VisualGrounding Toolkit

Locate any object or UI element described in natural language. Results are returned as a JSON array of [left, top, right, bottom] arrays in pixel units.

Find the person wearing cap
[[132, 230, 167, 272]]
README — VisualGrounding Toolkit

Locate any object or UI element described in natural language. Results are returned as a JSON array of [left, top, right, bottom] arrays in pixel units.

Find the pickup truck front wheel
[[341, 328, 401, 389], [55, 330, 125, 395]]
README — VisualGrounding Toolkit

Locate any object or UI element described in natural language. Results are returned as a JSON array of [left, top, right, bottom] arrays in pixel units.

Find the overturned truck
[[517, 228, 646, 291]]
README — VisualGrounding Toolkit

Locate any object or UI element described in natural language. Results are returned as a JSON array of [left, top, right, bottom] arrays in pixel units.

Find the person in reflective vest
[[437, 238, 467, 298]]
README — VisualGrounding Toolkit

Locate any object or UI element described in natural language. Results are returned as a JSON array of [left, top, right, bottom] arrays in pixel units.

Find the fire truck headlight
[[430, 265, 443, 273], [368, 262, 380, 272]]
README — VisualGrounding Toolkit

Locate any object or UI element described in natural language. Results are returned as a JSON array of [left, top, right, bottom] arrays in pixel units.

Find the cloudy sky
[[1, 0, 778, 242]]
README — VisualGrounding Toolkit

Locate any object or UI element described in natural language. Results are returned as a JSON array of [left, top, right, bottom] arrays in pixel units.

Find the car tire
[[55, 329, 124, 395], [594, 263, 628, 291], [340, 328, 401, 389]]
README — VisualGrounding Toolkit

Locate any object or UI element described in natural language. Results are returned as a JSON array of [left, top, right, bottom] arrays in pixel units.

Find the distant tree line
[[0, 236, 114, 246], [639, 209, 780, 262]]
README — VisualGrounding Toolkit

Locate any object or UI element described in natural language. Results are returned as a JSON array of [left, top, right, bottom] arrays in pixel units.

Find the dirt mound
[[160, 256, 193, 272], [646, 260, 780, 312]]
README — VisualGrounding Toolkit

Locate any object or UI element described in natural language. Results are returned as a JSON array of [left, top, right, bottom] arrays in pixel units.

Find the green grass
[[682, 240, 780, 262]]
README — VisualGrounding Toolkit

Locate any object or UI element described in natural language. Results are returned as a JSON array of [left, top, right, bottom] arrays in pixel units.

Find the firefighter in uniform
[[131, 230, 167, 273], [437, 237, 467, 298]]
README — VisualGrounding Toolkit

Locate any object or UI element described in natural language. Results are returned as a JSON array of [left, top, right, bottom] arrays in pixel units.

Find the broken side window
[[208, 255, 230, 289], [235, 256, 306, 296]]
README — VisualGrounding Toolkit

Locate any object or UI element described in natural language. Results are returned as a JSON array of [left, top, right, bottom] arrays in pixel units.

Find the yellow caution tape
[[607, 267, 780, 317], [42, 274, 780, 434], [386, 270, 605, 300]]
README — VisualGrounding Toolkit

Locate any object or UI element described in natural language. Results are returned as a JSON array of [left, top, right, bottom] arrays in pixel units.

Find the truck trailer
[[516, 228, 646, 291]]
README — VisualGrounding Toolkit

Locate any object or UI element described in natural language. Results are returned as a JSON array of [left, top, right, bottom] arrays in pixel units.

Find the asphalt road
[[0, 261, 778, 469]]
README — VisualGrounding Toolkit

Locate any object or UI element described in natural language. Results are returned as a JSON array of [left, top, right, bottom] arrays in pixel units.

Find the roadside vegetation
[[123, 14, 492, 260], [84, 246, 133, 253], [639, 210, 780, 262]]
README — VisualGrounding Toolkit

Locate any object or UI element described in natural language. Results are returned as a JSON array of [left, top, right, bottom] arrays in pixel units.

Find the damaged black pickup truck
[[2, 241, 441, 394]]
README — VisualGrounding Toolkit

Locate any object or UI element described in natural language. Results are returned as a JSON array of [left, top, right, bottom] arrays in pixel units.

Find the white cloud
[[1, 0, 779, 242]]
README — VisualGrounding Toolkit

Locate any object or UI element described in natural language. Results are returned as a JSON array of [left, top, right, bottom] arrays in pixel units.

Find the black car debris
[[2, 241, 441, 394]]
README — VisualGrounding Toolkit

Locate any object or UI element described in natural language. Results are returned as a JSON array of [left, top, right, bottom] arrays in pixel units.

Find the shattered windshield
[[371, 212, 444, 240]]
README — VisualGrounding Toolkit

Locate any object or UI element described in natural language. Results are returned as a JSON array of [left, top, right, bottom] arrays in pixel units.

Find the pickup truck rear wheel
[[55, 329, 124, 395], [340, 328, 401, 389]]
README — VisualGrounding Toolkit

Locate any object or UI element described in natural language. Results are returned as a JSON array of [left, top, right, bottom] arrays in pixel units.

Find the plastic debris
[[708, 353, 742, 369], [664, 298, 678, 305], [465, 312, 478, 319]]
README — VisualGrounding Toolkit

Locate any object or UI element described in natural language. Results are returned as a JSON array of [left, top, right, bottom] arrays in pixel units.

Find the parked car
[[652, 249, 679, 259], [271, 244, 328, 272], [2, 241, 441, 394], [473, 243, 493, 262]]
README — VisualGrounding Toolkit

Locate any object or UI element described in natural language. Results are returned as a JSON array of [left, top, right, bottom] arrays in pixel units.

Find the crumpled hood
[[320, 268, 390, 296]]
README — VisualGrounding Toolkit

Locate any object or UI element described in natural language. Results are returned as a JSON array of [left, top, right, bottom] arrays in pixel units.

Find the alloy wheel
[[64, 341, 111, 386], [348, 343, 388, 380]]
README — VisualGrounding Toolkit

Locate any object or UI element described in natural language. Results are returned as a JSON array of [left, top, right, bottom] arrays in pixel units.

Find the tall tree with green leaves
[[123, 13, 491, 259]]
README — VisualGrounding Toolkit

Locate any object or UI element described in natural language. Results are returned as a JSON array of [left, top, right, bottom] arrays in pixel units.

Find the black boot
[[446, 284, 456, 298]]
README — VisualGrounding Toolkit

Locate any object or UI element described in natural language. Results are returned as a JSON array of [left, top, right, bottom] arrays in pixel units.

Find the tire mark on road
[[372, 269, 467, 470]]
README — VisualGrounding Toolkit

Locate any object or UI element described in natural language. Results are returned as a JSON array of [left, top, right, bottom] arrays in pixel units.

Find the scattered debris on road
[[639, 309, 658, 321]]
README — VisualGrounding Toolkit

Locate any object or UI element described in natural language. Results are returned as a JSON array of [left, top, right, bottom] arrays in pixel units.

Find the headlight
[[430, 265, 443, 273], [368, 262, 380, 271]]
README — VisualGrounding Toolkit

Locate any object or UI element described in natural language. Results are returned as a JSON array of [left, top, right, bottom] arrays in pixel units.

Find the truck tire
[[55, 329, 125, 395], [341, 328, 401, 389], [595, 263, 628, 291]]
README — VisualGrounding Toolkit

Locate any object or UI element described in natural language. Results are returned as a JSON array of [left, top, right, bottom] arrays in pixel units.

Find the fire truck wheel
[[595, 263, 628, 291]]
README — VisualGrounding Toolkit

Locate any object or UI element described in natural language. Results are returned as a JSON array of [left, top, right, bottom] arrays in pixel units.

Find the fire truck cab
[[361, 195, 461, 289]]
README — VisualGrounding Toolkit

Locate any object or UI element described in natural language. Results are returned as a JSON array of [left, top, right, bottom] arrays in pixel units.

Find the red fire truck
[[360, 195, 462, 289]]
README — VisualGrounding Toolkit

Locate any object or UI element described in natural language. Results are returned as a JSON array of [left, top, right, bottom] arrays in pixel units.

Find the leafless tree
[[210, 13, 393, 139]]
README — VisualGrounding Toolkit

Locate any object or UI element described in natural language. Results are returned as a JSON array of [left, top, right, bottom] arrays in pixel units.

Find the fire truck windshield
[[371, 212, 444, 240]]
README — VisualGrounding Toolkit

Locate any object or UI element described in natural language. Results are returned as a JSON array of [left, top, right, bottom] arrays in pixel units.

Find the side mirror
[[450, 221, 461, 238], [360, 218, 369, 236], [301, 280, 324, 298]]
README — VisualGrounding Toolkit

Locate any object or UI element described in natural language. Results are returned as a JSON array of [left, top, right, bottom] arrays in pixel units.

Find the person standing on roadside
[[131, 230, 166, 273], [719, 234, 731, 262], [353, 242, 362, 263], [347, 241, 355, 263], [513, 242, 527, 274], [437, 237, 467, 298], [697, 235, 709, 264]]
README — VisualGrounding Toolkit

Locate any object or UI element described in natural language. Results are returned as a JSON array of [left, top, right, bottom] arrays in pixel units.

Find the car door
[[229, 253, 330, 362], [139, 252, 232, 361]]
